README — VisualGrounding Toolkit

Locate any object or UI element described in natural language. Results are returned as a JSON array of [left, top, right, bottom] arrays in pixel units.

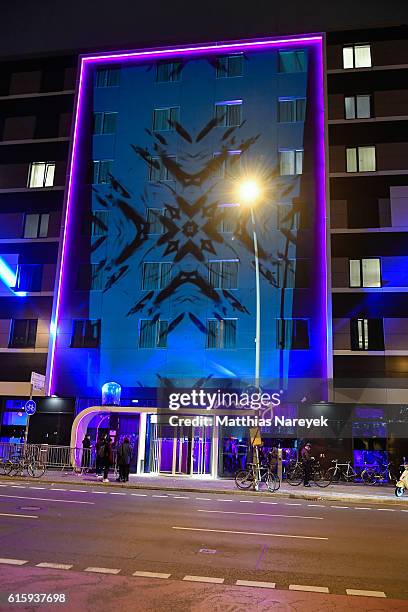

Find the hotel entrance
[[148, 418, 212, 476]]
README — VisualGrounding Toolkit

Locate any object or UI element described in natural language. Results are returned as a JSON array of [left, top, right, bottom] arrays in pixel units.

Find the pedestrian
[[116, 437, 132, 482], [301, 442, 313, 487], [102, 436, 113, 483], [95, 434, 105, 479], [81, 434, 91, 470]]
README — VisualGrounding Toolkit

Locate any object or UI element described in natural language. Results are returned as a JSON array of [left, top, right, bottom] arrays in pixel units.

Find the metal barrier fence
[[0, 442, 117, 473]]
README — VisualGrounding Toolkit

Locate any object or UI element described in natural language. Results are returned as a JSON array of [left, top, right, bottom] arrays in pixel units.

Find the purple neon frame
[[47, 33, 329, 395]]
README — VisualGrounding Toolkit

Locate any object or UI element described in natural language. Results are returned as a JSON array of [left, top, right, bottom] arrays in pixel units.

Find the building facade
[[0, 25, 407, 476]]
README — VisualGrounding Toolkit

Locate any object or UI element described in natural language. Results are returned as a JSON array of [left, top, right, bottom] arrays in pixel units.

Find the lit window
[[142, 262, 171, 290], [279, 150, 303, 176], [278, 50, 307, 73], [139, 320, 168, 348], [146, 208, 165, 234], [350, 318, 384, 350], [344, 95, 371, 119], [148, 156, 175, 181], [153, 107, 179, 131], [346, 146, 376, 172], [277, 319, 309, 349], [215, 102, 242, 127], [15, 264, 42, 292], [92, 160, 113, 184], [91, 210, 109, 236], [23, 213, 49, 238], [9, 319, 37, 348], [206, 319, 237, 349], [218, 205, 238, 233], [349, 258, 381, 287], [71, 319, 100, 348], [208, 260, 239, 289], [342, 45, 372, 69], [156, 61, 181, 82], [93, 112, 118, 134], [278, 98, 306, 122], [213, 151, 241, 178], [28, 162, 55, 188], [95, 68, 120, 87], [216, 55, 243, 78]]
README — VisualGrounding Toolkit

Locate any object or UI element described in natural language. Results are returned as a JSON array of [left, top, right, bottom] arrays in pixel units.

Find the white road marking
[[85, 567, 121, 574], [239, 500, 254, 504], [197, 510, 323, 520], [331, 506, 349, 509], [131, 493, 147, 497], [173, 527, 328, 541], [152, 495, 168, 498], [377, 508, 395, 512], [218, 499, 233, 502], [91, 491, 108, 494], [172, 496, 189, 499], [52, 488, 67, 492], [285, 503, 302, 506], [196, 498, 212, 501], [260, 501, 278, 505], [289, 584, 329, 593], [0, 558, 28, 565], [0, 494, 93, 505], [236, 580, 275, 589], [110, 492, 127, 496], [28, 487, 45, 490], [0, 484, 7, 487], [307, 504, 325, 508], [10, 485, 26, 489], [401, 509, 408, 512], [36, 562, 73, 570], [0, 512, 38, 519], [69, 489, 87, 493], [355, 507, 371, 510], [133, 571, 171, 579], [183, 575, 224, 584], [346, 589, 386, 598]]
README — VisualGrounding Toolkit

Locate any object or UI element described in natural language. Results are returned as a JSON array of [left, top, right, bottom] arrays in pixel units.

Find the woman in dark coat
[[116, 437, 132, 482]]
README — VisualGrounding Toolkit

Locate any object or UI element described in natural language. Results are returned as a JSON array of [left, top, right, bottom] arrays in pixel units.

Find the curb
[[4, 474, 408, 506]]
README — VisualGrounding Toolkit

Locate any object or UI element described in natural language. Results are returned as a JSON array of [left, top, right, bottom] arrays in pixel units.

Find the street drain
[[19, 506, 42, 511], [199, 548, 217, 554]]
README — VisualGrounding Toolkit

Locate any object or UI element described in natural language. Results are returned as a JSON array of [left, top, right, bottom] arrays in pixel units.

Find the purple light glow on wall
[[47, 33, 328, 395]]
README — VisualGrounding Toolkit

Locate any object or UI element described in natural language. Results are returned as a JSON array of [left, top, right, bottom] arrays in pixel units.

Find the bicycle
[[324, 459, 357, 484], [286, 459, 330, 488], [235, 462, 280, 492], [361, 462, 398, 485], [4, 453, 45, 478]]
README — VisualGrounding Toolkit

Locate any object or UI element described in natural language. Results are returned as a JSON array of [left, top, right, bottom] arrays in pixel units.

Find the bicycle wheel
[[266, 472, 278, 492], [27, 462, 46, 478], [287, 465, 303, 486], [235, 469, 254, 490], [2, 460, 14, 476], [361, 468, 377, 485], [313, 467, 331, 488]]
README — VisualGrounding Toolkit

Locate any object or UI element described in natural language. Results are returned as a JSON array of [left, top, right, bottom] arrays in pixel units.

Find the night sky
[[1, 0, 407, 58]]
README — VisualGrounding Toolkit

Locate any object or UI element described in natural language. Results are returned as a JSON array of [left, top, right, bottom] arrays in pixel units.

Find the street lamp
[[237, 179, 262, 391]]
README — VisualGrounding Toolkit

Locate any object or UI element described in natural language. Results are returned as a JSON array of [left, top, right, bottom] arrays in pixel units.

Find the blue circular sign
[[24, 400, 36, 416]]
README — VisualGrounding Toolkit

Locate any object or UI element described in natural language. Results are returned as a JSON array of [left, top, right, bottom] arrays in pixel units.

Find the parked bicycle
[[361, 462, 398, 485], [286, 459, 331, 488], [324, 459, 358, 484], [235, 462, 280, 492], [3, 452, 45, 478]]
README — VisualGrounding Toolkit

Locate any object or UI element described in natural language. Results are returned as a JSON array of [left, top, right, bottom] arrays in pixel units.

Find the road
[[0, 479, 407, 610]]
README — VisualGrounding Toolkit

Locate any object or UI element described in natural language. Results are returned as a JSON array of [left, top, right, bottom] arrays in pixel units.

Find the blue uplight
[[0, 257, 17, 288]]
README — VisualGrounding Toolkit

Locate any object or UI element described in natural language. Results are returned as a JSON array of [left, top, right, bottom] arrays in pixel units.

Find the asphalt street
[[0, 479, 407, 610]]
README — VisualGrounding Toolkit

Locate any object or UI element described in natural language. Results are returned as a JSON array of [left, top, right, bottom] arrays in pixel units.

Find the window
[[142, 262, 171, 290], [208, 260, 239, 289], [206, 319, 237, 349], [213, 151, 241, 178], [156, 61, 181, 82], [350, 318, 384, 350], [149, 156, 174, 181], [93, 160, 113, 184], [91, 211, 109, 236], [146, 208, 165, 234], [218, 205, 238, 233], [278, 259, 310, 288], [277, 319, 309, 349], [28, 162, 55, 188], [279, 150, 303, 176], [9, 319, 37, 348], [153, 107, 179, 131], [77, 264, 104, 290], [278, 50, 307, 73], [344, 95, 371, 119], [216, 55, 243, 78], [215, 102, 242, 127], [15, 264, 42, 292], [278, 205, 309, 230], [95, 68, 120, 87], [342, 45, 372, 69], [93, 112, 118, 134], [349, 258, 381, 288], [71, 319, 101, 348], [23, 213, 49, 238], [346, 146, 376, 172], [278, 98, 306, 122], [139, 319, 168, 348]]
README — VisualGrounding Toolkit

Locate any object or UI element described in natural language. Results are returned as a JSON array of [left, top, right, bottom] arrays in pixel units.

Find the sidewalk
[[7, 469, 408, 505]]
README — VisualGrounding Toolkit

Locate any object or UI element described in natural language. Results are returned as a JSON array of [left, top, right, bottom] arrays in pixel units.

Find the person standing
[[95, 434, 105, 479], [116, 437, 132, 482], [81, 434, 91, 471], [301, 442, 313, 487], [102, 437, 113, 483]]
